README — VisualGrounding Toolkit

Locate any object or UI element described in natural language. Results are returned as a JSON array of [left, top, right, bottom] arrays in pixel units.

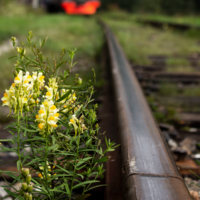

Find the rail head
[[100, 21, 192, 200]]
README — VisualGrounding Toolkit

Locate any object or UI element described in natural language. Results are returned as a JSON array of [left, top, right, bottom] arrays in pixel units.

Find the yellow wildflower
[[36, 100, 59, 133], [69, 114, 79, 136]]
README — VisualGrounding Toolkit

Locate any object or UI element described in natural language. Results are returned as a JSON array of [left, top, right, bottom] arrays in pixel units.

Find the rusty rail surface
[[101, 22, 192, 200]]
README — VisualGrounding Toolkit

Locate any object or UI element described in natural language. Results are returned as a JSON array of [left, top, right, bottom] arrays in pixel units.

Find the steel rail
[[100, 22, 192, 200]]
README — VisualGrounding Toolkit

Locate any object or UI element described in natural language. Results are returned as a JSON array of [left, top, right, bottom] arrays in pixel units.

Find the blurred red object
[[61, 1, 101, 15]]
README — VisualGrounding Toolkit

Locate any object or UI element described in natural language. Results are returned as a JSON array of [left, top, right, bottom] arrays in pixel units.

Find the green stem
[[51, 134, 55, 190], [26, 112, 36, 168], [85, 174, 99, 193], [27, 115, 34, 152], [43, 128, 51, 199], [45, 131, 49, 184], [69, 135, 80, 200], [17, 111, 22, 170], [82, 139, 102, 195]]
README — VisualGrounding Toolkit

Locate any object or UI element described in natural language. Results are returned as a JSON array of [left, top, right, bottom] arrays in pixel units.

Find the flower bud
[[11, 37, 16, 42], [22, 182, 28, 191], [25, 106, 30, 112], [87, 168, 91, 175], [28, 194, 32, 200], [24, 192, 29, 200], [26, 174, 31, 184], [78, 77, 82, 85], [28, 31, 33, 38], [33, 93, 37, 100], [94, 104, 98, 109], [16, 47, 22, 53], [61, 48, 66, 55], [14, 70, 18, 77], [19, 188, 24, 195], [22, 168, 29, 176], [11, 37, 16, 47], [27, 183, 33, 193]]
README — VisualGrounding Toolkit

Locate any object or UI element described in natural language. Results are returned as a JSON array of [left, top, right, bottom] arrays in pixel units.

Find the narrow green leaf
[[86, 138, 92, 146], [105, 137, 108, 147], [16, 160, 20, 171], [59, 119, 69, 127], [49, 188, 67, 193], [21, 126, 38, 133], [39, 38, 42, 47], [51, 135, 56, 145], [79, 149, 98, 153], [107, 149, 115, 152], [73, 180, 99, 190], [58, 85, 86, 90], [42, 37, 48, 47], [4, 189, 19, 198], [31, 178, 42, 187], [85, 184, 108, 192], [30, 124, 38, 129], [24, 55, 39, 65], [77, 164, 87, 171], [0, 146, 16, 152], [48, 174, 72, 180], [4, 122, 16, 129], [23, 136, 45, 142], [9, 55, 17, 60], [14, 195, 24, 200], [56, 90, 71, 103], [76, 157, 92, 167], [23, 129, 27, 137], [25, 157, 41, 166], [0, 171, 20, 181], [56, 60, 67, 70], [7, 130, 16, 136], [21, 138, 45, 143], [0, 139, 13, 142], [189, 170, 200, 179], [49, 163, 73, 175], [54, 152, 74, 156], [40, 186, 50, 196], [48, 144, 59, 152], [64, 177, 71, 196]]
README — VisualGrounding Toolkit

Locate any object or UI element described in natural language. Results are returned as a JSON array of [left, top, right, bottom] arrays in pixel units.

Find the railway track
[[101, 22, 192, 199], [0, 20, 199, 199], [129, 24, 200, 181]]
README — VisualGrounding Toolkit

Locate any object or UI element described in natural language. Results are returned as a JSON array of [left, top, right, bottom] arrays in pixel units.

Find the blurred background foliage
[[101, 0, 200, 15], [0, 0, 200, 94], [1, 0, 200, 16], [0, 0, 103, 94]]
